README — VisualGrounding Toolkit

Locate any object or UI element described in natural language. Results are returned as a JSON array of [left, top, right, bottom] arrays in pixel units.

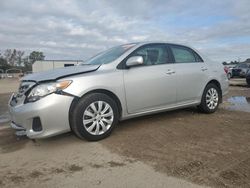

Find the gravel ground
[[229, 78, 248, 87], [0, 78, 19, 94], [102, 98, 250, 187], [0, 79, 249, 188]]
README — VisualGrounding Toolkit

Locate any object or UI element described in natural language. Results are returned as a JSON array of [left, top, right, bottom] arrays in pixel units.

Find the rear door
[[169, 44, 210, 103]]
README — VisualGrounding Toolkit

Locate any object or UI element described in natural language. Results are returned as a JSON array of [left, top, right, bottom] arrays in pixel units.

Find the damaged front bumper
[[9, 93, 74, 139]]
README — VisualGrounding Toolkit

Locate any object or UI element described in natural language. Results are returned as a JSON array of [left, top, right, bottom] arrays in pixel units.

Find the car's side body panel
[[63, 42, 228, 121], [173, 62, 210, 103], [9, 42, 229, 139]]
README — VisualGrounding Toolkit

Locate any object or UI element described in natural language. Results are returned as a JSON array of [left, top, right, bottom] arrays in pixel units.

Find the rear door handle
[[201, 67, 208, 71], [166, 70, 175, 75]]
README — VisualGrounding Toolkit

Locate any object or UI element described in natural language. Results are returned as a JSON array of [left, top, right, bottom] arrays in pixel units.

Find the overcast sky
[[0, 0, 250, 62]]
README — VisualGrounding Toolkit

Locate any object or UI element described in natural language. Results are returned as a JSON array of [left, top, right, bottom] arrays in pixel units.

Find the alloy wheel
[[206, 88, 219, 110], [83, 101, 114, 135]]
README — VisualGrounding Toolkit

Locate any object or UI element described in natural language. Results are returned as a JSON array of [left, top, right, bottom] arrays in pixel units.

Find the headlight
[[26, 80, 72, 102]]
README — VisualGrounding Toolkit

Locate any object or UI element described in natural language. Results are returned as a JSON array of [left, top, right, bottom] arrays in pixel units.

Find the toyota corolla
[[9, 42, 229, 141]]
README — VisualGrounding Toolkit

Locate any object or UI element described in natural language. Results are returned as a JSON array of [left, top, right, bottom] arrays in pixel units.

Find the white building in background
[[32, 60, 82, 73]]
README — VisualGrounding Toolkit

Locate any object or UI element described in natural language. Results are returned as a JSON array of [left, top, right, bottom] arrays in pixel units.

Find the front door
[[123, 44, 177, 114]]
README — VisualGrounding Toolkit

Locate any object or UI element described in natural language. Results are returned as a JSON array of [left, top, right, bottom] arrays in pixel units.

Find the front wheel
[[198, 83, 221, 113], [71, 93, 119, 141]]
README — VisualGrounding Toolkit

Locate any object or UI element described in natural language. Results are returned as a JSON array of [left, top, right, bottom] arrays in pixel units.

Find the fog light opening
[[32, 117, 43, 132]]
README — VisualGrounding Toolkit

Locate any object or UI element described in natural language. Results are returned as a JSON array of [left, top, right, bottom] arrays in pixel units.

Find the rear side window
[[170, 45, 203, 63]]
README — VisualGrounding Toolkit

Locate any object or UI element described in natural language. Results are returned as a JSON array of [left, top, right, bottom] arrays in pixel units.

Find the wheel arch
[[83, 89, 122, 117], [69, 89, 123, 130]]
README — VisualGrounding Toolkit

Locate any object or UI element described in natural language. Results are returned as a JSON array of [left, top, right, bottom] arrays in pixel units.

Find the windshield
[[81, 43, 137, 65]]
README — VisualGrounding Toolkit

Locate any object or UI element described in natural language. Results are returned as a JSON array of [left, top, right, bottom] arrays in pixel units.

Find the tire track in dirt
[[102, 107, 250, 188]]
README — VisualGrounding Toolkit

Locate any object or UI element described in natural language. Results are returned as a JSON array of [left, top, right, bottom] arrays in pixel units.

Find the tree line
[[0, 49, 45, 72], [222, 58, 250, 65]]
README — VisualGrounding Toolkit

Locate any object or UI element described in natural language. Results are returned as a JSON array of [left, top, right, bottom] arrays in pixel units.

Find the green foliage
[[17, 50, 25, 66], [2, 49, 25, 66], [23, 56, 32, 71], [29, 51, 45, 64], [0, 57, 11, 71], [0, 49, 45, 73]]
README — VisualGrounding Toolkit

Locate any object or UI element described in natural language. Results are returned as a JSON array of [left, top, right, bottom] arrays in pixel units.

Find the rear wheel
[[71, 93, 119, 141], [198, 83, 221, 113]]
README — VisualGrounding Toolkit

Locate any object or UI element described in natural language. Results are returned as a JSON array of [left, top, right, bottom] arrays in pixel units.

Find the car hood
[[22, 64, 101, 82]]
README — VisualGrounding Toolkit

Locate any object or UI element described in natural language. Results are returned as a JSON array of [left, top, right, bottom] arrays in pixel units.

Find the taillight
[[224, 67, 228, 74]]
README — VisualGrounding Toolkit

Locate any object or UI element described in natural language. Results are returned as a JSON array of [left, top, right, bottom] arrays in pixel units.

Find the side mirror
[[126, 56, 143, 67]]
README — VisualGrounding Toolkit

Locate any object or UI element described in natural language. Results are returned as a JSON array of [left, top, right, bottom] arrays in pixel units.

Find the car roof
[[134, 41, 188, 46], [128, 41, 200, 52]]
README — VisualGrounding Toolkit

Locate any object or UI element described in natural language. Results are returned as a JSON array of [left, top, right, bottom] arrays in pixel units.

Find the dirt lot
[[0, 78, 250, 188]]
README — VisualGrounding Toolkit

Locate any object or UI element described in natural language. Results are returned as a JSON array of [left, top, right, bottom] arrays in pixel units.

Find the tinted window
[[171, 46, 196, 63], [131, 44, 170, 65], [193, 52, 203, 62]]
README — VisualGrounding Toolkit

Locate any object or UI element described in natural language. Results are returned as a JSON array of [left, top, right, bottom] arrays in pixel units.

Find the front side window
[[130, 44, 170, 66], [170, 46, 197, 63]]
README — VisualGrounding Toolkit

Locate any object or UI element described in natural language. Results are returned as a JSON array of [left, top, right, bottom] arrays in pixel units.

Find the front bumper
[[9, 93, 74, 139]]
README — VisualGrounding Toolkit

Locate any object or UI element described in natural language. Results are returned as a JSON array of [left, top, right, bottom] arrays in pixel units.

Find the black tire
[[247, 78, 250, 87], [71, 93, 119, 141], [198, 83, 221, 113]]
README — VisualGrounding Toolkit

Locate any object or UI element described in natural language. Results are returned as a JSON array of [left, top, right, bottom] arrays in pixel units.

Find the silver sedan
[[9, 42, 229, 141]]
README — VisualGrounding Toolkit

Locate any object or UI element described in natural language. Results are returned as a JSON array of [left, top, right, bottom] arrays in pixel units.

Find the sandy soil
[[101, 86, 250, 187], [0, 78, 19, 94], [0, 129, 204, 188], [229, 78, 248, 87], [0, 79, 250, 188]]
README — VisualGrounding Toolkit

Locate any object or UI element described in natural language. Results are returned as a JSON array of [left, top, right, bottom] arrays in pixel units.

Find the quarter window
[[171, 46, 197, 63], [131, 44, 170, 65], [193, 52, 203, 62]]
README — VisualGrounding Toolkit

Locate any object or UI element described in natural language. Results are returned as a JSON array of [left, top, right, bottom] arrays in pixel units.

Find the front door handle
[[166, 70, 176, 75], [201, 67, 208, 71]]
